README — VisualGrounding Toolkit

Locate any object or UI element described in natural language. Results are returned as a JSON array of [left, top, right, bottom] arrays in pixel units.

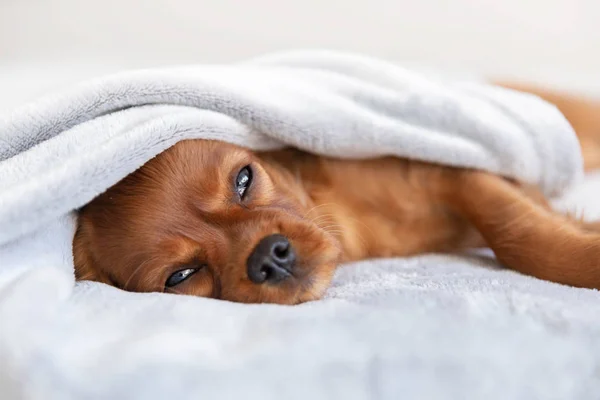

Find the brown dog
[[73, 83, 600, 304]]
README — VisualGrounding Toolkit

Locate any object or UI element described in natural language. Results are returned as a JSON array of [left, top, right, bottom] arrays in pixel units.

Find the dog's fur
[[73, 83, 600, 304]]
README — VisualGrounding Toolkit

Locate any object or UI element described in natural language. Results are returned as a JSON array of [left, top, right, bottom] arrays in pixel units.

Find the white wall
[[1, 0, 599, 89]]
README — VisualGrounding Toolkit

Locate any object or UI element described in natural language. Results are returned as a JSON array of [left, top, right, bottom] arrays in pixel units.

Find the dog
[[73, 83, 600, 304]]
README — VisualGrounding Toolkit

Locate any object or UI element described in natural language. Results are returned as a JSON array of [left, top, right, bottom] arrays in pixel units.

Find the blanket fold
[[0, 50, 583, 245], [0, 50, 594, 400]]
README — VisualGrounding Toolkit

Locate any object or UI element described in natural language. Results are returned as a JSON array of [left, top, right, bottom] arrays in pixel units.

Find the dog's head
[[73, 140, 341, 304]]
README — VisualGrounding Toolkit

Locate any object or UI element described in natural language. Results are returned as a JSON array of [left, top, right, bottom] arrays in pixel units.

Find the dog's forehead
[[172, 139, 252, 164], [150, 140, 250, 186], [136, 140, 255, 217]]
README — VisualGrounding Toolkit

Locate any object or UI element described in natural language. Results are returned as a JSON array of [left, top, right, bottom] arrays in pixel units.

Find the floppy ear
[[72, 222, 113, 285]]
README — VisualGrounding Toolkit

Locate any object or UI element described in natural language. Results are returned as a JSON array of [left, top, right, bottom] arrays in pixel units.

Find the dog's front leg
[[440, 169, 600, 289]]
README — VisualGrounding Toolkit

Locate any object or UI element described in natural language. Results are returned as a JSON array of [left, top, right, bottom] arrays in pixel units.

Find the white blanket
[[0, 50, 597, 400]]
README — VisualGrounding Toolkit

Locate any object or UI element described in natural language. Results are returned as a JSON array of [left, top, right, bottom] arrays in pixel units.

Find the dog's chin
[[286, 260, 340, 304], [295, 262, 339, 303], [293, 281, 331, 304]]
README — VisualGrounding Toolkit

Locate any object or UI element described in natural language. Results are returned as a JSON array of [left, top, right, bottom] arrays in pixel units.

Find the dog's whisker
[[310, 215, 339, 223], [309, 212, 337, 221], [303, 203, 340, 218], [315, 223, 346, 230], [311, 217, 340, 227]]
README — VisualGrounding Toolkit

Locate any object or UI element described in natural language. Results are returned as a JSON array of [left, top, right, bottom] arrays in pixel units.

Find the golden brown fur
[[73, 83, 600, 304]]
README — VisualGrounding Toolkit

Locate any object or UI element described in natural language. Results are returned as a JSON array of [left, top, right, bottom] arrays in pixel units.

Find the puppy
[[73, 84, 600, 304]]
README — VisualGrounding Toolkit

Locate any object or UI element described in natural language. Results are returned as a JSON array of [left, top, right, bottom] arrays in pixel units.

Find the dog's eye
[[165, 268, 199, 288], [236, 165, 253, 199]]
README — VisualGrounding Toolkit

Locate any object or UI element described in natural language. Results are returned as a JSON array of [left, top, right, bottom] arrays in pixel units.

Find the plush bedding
[[0, 51, 599, 400]]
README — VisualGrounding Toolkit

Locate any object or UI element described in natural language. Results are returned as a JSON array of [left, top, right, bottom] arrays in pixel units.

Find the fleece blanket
[[0, 50, 598, 400]]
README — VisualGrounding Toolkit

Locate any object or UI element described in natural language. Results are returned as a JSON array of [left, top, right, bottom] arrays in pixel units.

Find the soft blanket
[[0, 50, 597, 400]]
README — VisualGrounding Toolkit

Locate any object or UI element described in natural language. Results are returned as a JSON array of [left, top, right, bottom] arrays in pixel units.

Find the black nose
[[247, 234, 296, 284]]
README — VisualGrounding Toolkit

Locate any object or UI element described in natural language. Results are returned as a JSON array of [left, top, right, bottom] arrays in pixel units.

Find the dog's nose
[[247, 234, 296, 284]]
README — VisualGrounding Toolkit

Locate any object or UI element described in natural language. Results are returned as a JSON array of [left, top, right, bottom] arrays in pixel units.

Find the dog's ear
[[72, 221, 113, 285]]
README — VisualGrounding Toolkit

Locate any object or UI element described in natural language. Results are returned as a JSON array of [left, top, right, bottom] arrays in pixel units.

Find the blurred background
[[1, 0, 599, 110]]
